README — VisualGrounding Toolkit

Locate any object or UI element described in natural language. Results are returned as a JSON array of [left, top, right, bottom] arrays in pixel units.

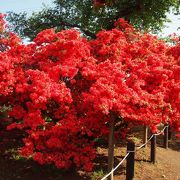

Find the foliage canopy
[[6, 0, 180, 40]]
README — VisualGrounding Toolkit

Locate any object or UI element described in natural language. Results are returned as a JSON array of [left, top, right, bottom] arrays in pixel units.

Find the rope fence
[[101, 125, 169, 180], [101, 153, 130, 180]]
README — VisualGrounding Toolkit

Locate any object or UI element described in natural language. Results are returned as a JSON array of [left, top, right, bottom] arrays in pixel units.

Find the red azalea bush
[[0, 15, 179, 171], [166, 40, 180, 132]]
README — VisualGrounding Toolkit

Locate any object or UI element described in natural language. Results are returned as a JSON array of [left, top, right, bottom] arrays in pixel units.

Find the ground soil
[[0, 127, 179, 180]]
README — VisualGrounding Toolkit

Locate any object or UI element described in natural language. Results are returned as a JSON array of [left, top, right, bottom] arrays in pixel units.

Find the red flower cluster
[[93, 0, 114, 7], [93, 0, 106, 7], [0, 14, 179, 171]]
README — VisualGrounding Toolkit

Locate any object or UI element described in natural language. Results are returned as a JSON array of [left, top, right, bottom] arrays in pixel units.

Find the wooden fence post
[[143, 125, 148, 148], [126, 141, 135, 180], [108, 114, 115, 180], [150, 135, 156, 164], [163, 125, 169, 149]]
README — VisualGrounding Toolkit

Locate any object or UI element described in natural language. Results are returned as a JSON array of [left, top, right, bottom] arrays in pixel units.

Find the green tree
[[6, 0, 180, 40]]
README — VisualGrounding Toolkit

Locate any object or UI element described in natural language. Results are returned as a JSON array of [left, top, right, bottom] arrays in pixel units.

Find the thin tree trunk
[[108, 113, 115, 180], [143, 125, 148, 148]]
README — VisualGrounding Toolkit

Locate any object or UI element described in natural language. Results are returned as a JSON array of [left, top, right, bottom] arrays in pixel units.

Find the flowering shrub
[[0, 15, 179, 171]]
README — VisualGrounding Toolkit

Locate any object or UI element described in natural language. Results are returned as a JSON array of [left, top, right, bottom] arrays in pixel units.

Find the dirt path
[[134, 147, 180, 180], [111, 138, 180, 180]]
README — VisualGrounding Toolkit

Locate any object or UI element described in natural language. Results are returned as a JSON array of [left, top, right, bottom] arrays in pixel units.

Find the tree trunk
[[108, 113, 115, 180]]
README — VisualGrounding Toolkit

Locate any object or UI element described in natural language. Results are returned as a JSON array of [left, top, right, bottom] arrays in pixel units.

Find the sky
[[0, 0, 54, 13], [0, 0, 179, 37]]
